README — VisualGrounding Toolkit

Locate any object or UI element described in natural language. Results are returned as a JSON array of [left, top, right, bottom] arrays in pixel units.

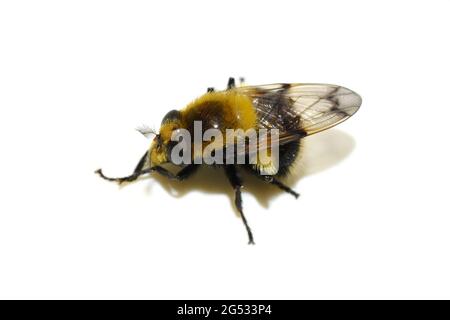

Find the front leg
[[152, 164, 198, 181], [96, 151, 150, 184]]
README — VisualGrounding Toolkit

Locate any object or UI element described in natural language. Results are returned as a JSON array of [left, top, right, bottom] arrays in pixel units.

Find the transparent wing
[[236, 83, 362, 137]]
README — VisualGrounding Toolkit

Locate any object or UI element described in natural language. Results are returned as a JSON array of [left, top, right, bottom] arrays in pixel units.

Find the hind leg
[[262, 176, 299, 198]]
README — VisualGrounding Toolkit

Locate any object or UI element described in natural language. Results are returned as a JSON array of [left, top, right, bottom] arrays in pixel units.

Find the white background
[[1, 0, 449, 299]]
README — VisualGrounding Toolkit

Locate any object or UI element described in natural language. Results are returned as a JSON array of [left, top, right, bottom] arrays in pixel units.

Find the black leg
[[207, 87, 215, 93], [263, 176, 299, 199], [224, 165, 255, 244], [227, 77, 235, 90], [152, 164, 198, 181], [95, 151, 150, 184]]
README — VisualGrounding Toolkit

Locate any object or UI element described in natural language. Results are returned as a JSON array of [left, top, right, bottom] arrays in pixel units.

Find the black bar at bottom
[[0, 300, 446, 319]]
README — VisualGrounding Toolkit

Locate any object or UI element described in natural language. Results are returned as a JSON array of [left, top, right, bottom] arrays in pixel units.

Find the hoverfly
[[96, 77, 361, 244]]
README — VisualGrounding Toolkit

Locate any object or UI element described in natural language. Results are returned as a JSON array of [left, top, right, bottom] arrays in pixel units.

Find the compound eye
[[161, 109, 181, 125]]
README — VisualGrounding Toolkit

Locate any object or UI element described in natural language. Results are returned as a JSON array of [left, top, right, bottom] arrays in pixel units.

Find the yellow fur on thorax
[[181, 90, 257, 131]]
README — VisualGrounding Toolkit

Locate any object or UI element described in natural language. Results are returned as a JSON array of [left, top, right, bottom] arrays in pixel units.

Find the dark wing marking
[[208, 83, 361, 163], [236, 83, 362, 137]]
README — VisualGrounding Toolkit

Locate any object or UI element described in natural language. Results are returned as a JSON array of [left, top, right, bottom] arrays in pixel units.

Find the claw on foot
[[95, 168, 134, 184]]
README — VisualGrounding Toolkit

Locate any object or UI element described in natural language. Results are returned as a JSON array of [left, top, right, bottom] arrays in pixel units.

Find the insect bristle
[[136, 124, 157, 138]]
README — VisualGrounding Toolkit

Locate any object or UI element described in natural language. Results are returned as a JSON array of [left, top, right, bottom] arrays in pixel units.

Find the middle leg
[[224, 165, 255, 244]]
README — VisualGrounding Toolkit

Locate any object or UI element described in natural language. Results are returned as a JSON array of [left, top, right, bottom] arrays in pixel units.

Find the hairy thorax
[[181, 90, 257, 135]]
